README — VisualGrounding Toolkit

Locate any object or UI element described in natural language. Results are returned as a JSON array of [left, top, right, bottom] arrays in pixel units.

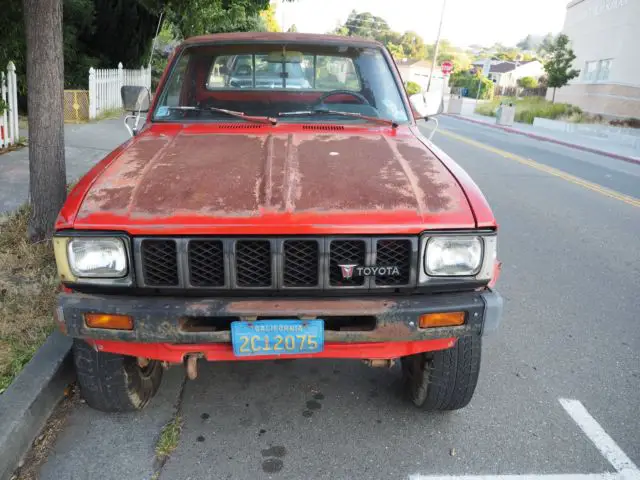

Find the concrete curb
[[0, 331, 75, 480], [445, 114, 640, 166]]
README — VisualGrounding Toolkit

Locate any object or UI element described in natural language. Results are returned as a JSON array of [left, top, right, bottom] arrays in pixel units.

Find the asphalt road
[[38, 116, 640, 480]]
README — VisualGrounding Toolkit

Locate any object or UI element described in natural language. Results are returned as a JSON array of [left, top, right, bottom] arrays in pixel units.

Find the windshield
[[153, 44, 410, 124]]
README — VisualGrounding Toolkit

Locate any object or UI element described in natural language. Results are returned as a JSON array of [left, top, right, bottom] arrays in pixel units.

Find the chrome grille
[[136, 237, 417, 290]]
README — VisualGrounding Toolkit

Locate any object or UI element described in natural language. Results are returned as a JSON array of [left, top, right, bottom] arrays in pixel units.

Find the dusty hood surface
[[75, 126, 474, 233]]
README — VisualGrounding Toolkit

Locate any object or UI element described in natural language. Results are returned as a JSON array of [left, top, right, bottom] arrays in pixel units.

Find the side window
[[208, 55, 231, 88], [315, 56, 360, 91], [162, 52, 190, 106]]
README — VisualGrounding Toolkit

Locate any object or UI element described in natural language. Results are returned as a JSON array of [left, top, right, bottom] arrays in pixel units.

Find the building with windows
[[549, 0, 640, 118]]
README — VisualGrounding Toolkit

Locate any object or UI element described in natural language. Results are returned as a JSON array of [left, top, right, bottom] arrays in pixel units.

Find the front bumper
[[56, 290, 502, 360]]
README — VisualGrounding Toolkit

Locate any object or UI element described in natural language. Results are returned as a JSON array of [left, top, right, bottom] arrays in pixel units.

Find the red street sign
[[441, 61, 453, 75]]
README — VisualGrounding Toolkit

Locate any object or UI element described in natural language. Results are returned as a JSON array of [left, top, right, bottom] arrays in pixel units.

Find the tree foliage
[[260, 2, 281, 32], [161, 0, 270, 39], [543, 34, 580, 101], [0, 0, 281, 100], [332, 10, 465, 66], [404, 81, 421, 96], [517, 76, 538, 89], [451, 71, 493, 100]]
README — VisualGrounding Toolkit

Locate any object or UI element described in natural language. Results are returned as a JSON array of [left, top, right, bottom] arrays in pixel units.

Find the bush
[[474, 96, 582, 124], [450, 71, 493, 100], [405, 81, 421, 96], [610, 117, 640, 129], [517, 76, 538, 89]]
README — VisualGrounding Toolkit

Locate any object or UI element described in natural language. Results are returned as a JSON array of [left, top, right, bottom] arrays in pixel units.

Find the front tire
[[73, 339, 163, 412], [401, 335, 481, 411]]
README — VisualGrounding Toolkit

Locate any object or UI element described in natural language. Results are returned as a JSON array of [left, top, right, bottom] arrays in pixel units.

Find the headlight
[[67, 238, 128, 278], [425, 236, 483, 276]]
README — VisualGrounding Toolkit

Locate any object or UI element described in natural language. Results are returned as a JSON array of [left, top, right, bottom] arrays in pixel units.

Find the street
[[38, 116, 640, 480]]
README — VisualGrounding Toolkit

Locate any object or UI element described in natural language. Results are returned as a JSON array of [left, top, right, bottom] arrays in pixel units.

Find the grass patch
[[0, 204, 57, 393], [475, 96, 582, 124], [156, 415, 183, 460], [95, 108, 123, 121]]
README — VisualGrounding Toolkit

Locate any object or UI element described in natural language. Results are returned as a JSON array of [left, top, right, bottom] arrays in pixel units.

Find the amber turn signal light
[[419, 312, 465, 328], [85, 313, 134, 330]]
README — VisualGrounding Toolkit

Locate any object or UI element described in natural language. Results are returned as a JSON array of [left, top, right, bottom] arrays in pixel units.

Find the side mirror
[[409, 91, 443, 119], [121, 85, 151, 112]]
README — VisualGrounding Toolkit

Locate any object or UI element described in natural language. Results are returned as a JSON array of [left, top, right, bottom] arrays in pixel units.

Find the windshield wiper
[[162, 106, 277, 125], [278, 107, 398, 128]]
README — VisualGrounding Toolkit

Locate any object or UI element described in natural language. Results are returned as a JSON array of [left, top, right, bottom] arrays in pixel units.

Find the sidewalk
[[445, 109, 640, 165], [0, 118, 130, 213]]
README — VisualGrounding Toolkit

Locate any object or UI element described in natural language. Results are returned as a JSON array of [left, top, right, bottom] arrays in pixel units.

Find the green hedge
[[405, 81, 421, 96], [475, 97, 582, 124], [450, 71, 493, 100]]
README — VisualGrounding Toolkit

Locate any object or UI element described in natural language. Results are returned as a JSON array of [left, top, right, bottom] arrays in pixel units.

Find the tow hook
[[363, 359, 396, 368], [185, 354, 201, 380]]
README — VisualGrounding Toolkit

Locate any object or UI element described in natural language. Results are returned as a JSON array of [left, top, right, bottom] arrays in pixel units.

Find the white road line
[[408, 399, 640, 480], [559, 398, 639, 475], [409, 475, 619, 480]]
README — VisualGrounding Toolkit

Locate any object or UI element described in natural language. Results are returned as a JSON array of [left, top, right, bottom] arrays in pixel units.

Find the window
[[584, 59, 613, 83], [155, 45, 409, 124], [584, 61, 598, 81], [597, 59, 612, 81]]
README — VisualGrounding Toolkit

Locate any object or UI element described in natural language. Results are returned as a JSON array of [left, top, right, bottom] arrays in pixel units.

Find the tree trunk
[[552, 87, 556, 103], [23, 0, 66, 242]]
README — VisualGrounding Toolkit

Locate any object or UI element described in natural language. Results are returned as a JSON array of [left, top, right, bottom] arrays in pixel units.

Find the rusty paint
[[224, 299, 395, 315], [71, 125, 474, 231]]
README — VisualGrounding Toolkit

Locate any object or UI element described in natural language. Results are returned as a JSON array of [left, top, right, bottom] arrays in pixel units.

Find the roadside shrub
[[451, 71, 493, 100], [474, 101, 498, 117], [610, 117, 640, 129], [517, 76, 538, 89], [474, 96, 582, 124], [405, 81, 421, 96]]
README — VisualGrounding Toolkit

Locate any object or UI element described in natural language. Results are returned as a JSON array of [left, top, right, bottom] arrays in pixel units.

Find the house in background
[[395, 59, 444, 90], [487, 61, 545, 87], [549, 0, 640, 118]]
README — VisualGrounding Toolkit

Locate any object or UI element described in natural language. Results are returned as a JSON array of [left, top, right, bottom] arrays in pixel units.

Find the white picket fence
[[88, 63, 151, 119], [0, 62, 19, 148]]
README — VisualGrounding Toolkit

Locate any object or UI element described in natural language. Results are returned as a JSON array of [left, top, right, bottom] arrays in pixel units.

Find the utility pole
[[426, 0, 447, 92]]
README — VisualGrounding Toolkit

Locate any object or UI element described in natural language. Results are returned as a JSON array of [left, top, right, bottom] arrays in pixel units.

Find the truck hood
[[73, 125, 475, 235]]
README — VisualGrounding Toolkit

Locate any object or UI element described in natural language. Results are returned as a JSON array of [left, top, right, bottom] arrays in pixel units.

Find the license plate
[[231, 320, 324, 357]]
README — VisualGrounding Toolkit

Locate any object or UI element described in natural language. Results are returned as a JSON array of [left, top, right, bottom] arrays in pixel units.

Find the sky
[[277, 0, 568, 48]]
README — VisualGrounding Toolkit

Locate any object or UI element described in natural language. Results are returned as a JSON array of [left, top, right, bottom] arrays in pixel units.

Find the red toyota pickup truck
[[53, 33, 502, 413]]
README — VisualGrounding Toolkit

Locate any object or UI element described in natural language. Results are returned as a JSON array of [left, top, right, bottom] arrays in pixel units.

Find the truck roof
[[181, 32, 384, 48]]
